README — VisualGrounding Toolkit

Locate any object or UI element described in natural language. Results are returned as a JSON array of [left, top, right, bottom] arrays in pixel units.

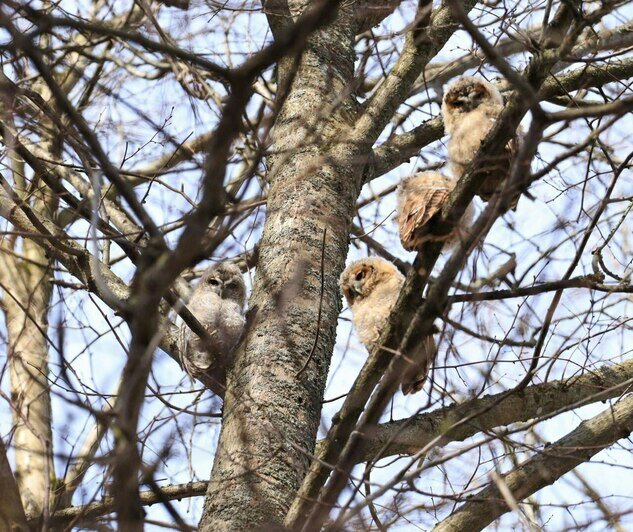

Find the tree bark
[[1, 236, 54, 518], [360, 356, 633, 461], [0, 65, 59, 520], [199, 5, 362, 529]]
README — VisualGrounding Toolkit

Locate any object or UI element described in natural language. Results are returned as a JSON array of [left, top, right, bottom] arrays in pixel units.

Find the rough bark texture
[[0, 236, 53, 517], [199, 6, 362, 530]]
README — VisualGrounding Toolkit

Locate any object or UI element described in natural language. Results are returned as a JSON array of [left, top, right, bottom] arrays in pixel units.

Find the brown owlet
[[178, 262, 246, 385], [397, 171, 475, 252], [339, 258, 436, 395], [442, 76, 521, 209]]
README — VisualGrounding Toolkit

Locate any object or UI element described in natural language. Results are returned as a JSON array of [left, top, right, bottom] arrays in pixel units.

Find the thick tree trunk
[[1, 236, 54, 518], [199, 6, 362, 530]]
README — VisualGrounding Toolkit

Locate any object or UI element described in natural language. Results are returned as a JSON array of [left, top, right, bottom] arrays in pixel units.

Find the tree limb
[[433, 391, 633, 531], [360, 357, 633, 461]]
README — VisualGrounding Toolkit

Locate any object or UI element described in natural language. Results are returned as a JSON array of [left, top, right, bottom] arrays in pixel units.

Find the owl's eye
[[355, 270, 365, 281], [207, 278, 220, 286], [225, 281, 237, 289]]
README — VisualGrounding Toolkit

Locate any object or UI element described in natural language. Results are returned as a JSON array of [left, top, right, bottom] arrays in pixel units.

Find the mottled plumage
[[178, 262, 246, 385], [442, 76, 521, 209], [397, 171, 475, 252], [339, 258, 436, 395]]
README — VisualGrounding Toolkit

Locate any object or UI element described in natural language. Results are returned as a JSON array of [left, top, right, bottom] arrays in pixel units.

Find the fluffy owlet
[[178, 262, 246, 385], [397, 171, 475, 252], [339, 258, 436, 395], [442, 76, 521, 208]]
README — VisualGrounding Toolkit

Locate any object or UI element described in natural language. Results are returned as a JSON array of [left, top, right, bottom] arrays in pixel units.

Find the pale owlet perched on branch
[[442, 76, 522, 209], [339, 258, 436, 395], [397, 171, 475, 252], [178, 262, 246, 384]]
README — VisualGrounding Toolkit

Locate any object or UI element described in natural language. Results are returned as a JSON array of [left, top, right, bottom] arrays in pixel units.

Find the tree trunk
[[1, 235, 54, 518], [199, 5, 362, 529]]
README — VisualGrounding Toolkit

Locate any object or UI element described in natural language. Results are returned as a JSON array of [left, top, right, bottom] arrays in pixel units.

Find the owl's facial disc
[[446, 89, 468, 109], [221, 279, 239, 299], [446, 84, 487, 111], [469, 86, 487, 104]]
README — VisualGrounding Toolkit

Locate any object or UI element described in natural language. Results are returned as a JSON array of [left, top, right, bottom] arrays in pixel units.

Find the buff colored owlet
[[397, 171, 475, 252], [442, 76, 521, 209], [339, 258, 436, 395], [178, 262, 246, 385]]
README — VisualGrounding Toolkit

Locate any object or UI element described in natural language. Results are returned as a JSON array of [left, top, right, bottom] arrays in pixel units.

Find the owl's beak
[[351, 281, 364, 298]]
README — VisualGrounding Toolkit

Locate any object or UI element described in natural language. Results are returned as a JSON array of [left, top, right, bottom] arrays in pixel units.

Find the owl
[[178, 262, 246, 385], [339, 258, 436, 395], [397, 171, 475, 252], [442, 76, 521, 209]]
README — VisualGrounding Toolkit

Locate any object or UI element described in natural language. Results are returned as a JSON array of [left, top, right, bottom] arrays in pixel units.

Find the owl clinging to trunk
[[442, 76, 522, 209], [178, 262, 246, 386], [339, 258, 436, 395], [397, 171, 475, 252]]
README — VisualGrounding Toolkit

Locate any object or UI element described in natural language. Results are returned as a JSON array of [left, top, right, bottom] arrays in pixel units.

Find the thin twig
[[297, 227, 327, 378]]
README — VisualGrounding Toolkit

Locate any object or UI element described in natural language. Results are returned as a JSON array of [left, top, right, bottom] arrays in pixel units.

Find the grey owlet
[[178, 262, 246, 385]]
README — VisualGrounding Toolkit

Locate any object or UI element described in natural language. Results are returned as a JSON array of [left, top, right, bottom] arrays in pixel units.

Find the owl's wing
[[399, 188, 451, 251], [476, 129, 524, 209], [178, 317, 216, 381], [177, 321, 197, 381], [401, 334, 436, 395]]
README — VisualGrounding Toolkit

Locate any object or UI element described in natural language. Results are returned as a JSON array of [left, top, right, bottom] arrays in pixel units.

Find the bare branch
[[434, 392, 633, 532]]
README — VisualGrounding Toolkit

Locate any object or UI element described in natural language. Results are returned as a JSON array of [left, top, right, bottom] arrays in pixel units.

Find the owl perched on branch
[[397, 171, 475, 252], [442, 76, 522, 209], [339, 258, 436, 395], [178, 262, 246, 385]]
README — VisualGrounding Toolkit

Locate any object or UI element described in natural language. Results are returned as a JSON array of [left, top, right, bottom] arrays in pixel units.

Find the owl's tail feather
[[400, 333, 436, 395]]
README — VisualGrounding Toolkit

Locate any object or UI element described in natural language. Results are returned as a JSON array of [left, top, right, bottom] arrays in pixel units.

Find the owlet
[[178, 262, 246, 386], [397, 171, 475, 252], [442, 76, 522, 209], [339, 258, 436, 395]]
